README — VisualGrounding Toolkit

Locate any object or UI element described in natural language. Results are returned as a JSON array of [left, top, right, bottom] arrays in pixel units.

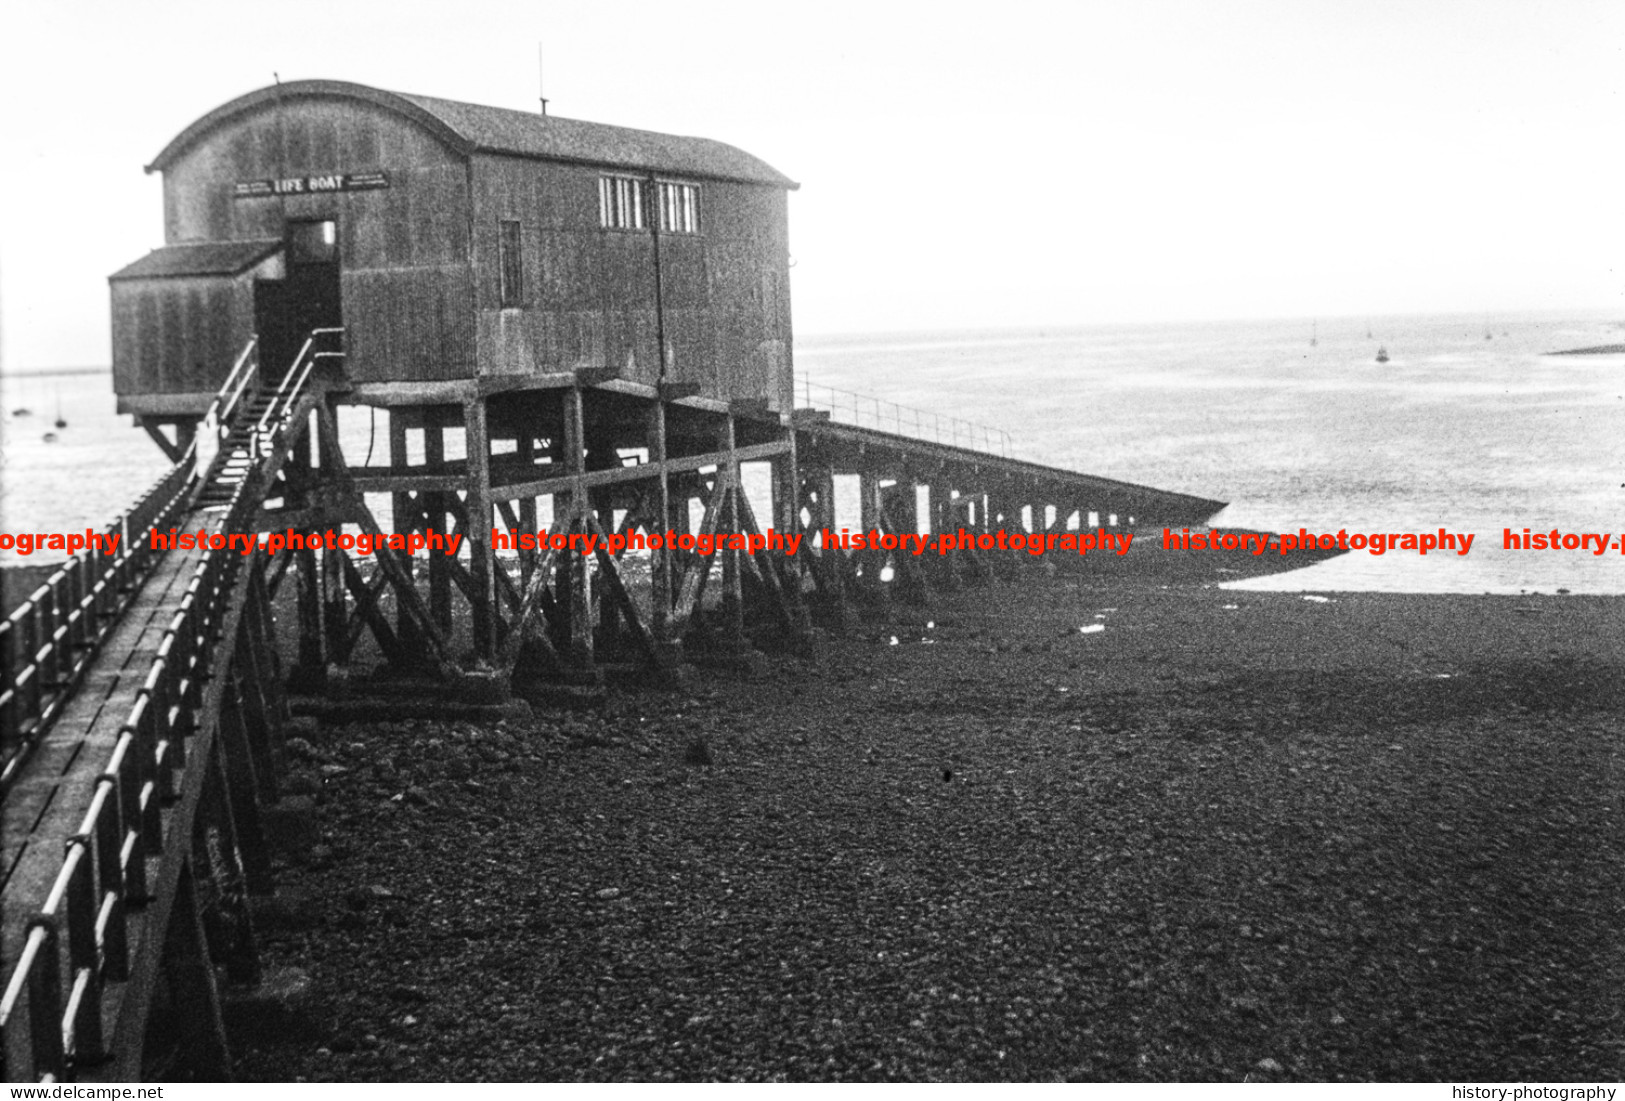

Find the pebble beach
[[231, 543, 1625, 1082]]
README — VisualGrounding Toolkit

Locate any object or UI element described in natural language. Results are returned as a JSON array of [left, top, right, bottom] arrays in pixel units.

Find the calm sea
[[797, 311, 1625, 594], [4, 310, 1624, 593]]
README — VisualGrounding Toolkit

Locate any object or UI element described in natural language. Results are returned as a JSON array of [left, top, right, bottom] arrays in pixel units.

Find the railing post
[[25, 919, 64, 1079]]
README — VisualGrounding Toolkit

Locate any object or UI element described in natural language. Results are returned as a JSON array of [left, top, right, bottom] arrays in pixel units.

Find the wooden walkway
[[1, 513, 215, 938]]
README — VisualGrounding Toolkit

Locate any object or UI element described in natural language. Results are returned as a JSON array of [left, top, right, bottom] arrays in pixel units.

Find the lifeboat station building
[[106, 79, 1220, 686]]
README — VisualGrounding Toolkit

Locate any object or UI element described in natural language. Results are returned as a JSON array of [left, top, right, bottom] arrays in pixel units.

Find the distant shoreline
[[1544, 344, 1625, 356], [0, 365, 111, 380]]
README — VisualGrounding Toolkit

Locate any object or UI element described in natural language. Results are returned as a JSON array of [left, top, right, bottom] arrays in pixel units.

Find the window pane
[[499, 220, 522, 307], [288, 220, 338, 263]]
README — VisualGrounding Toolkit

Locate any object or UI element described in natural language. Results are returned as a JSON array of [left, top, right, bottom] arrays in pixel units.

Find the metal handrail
[[795, 376, 1014, 458], [214, 337, 260, 430], [252, 328, 342, 456]]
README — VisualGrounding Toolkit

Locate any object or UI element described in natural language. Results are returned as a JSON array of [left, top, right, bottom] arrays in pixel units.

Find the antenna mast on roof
[[537, 42, 549, 115]]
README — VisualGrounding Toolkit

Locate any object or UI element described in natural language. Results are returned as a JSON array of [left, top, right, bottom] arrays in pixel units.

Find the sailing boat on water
[[1375, 345, 1390, 364], [1310, 320, 1318, 347]]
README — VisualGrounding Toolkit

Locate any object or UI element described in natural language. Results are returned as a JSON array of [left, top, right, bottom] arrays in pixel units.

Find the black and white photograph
[[2, 0, 1623, 1087]]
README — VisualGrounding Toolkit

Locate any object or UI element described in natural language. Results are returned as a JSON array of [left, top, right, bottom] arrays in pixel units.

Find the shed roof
[[147, 80, 798, 190], [110, 240, 282, 281]]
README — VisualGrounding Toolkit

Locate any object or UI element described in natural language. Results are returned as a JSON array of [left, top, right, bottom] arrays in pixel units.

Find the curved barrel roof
[[147, 79, 798, 190]]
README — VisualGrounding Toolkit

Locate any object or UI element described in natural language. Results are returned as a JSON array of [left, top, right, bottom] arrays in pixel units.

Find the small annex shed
[[110, 79, 799, 424]]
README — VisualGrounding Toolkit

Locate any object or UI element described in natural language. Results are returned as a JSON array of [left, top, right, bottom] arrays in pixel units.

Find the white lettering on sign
[[233, 172, 390, 199]]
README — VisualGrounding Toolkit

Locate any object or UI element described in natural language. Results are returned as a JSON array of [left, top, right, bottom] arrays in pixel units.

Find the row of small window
[[598, 176, 700, 234], [497, 177, 702, 306]]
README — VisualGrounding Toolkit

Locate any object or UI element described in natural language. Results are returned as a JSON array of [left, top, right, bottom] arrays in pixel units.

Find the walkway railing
[[195, 338, 259, 477], [1, 328, 337, 1081], [796, 376, 1013, 458], [0, 456, 196, 794], [0, 472, 256, 1075], [251, 328, 342, 461]]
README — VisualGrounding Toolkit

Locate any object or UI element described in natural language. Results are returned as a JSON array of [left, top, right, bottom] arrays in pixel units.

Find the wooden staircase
[[197, 388, 278, 508]]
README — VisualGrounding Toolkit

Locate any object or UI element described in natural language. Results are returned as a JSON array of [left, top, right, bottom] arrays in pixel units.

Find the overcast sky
[[1, 0, 1622, 368]]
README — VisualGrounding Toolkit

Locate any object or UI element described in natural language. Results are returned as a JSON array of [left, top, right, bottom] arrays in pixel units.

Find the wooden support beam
[[806, 461, 851, 617], [584, 511, 658, 665], [733, 485, 801, 635], [657, 380, 702, 401], [562, 388, 593, 669], [516, 432, 539, 586], [162, 863, 234, 1079], [317, 406, 350, 667], [140, 422, 184, 463], [464, 396, 497, 661], [216, 674, 275, 899], [493, 438, 789, 500], [337, 552, 406, 665], [312, 406, 456, 675], [717, 416, 745, 645], [499, 510, 569, 667], [646, 401, 675, 647], [388, 408, 425, 654], [856, 471, 887, 600], [670, 468, 727, 633], [425, 416, 452, 635], [771, 422, 806, 609]]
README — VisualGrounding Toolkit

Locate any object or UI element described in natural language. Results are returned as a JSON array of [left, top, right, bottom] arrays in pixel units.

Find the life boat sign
[[233, 172, 389, 198]]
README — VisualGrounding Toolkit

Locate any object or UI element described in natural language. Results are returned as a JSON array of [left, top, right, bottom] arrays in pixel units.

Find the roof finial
[[537, 42, 549, 116]]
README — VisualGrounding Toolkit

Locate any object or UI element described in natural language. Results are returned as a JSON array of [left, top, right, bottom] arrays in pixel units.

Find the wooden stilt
[[561, 387, 594, 670], [646, 401, 676, 652], [160, 862, 233, 1081], [464, 397, 496, 662], [389, 408, 425, 654], [857, 471, 889, 604], [886, 478, 930, 606], [717, 415, 745, 645], [425, 413, 452, 636]]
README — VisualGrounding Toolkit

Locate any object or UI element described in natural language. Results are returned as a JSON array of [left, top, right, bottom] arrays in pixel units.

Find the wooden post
[[888, 476, 929, 605], [562, 387, 593, 669], [718, 415, 745, 645], [425, 412, 452, 636], [857, 471, 887, 603], [811, 460, 853, 624], [389, 408, 424, 654], [464, 397, 496, 662], [318, 406, 348, 667], [643, 400, 686, 680], [932, 485, 966, 591], [284, 423, 324, 684], [517, 431, 539, 588], [771, 426, 802, 590], [163, 863, 233, 1080]]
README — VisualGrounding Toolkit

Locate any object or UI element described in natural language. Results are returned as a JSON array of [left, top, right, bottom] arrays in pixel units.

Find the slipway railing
[[796, 376, 1014, 458]]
